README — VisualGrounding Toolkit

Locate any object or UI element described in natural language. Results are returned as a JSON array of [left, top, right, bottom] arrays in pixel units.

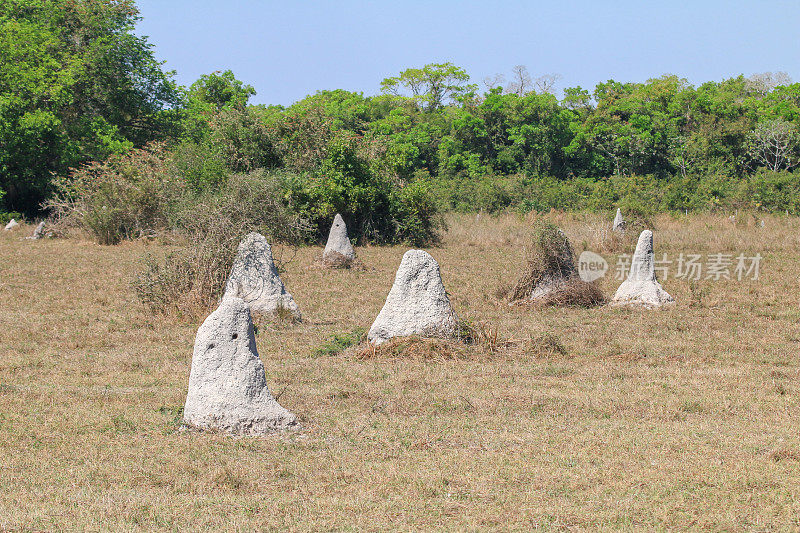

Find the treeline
[[3, 0, 800, 244]]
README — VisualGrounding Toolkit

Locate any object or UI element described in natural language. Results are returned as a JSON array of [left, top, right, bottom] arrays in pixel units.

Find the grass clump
[[510, 220, 576, 301], [352, 320, 515, 360], [354, 337, 474, 361], [509, 219, 605, 307], [313, 328, 365, 357], [526, 334, 570, 359]]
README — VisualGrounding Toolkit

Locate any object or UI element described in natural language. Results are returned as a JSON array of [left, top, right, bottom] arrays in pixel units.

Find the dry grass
[[510, 277, 607, 308], [1, 212, 800, 530]]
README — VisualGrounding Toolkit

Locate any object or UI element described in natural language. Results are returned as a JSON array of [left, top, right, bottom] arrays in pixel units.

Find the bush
[[510, 220, 575, 301], [171, 141, 228, 192], [46, 144, 183, 244], [390, 179, 445, 245], [738, 168, 800, 214], [431, 174, 528, 213], [132, 170, 311, 317], [0, 210, 21, 226], [285, 132, 443, 245], [209, 107, 281, 173]]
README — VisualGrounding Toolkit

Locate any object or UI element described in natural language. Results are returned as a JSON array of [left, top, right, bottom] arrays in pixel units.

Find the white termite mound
[[223, 232, 301, 319], [28, 221, 45, 240], [367, 250, 458, 345], [612, 208, 626, 232], [322, 213, 356, 267], [183, 297, 298, 434], [610, 230, 674, 308]]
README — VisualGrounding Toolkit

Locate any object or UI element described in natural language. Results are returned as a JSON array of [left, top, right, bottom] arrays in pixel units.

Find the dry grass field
[[1, 212, 799, 530]]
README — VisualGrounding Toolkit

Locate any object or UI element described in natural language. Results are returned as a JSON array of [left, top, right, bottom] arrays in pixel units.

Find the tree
[[380, 63, 475, 111], [187, 70, 255, 111], [748, 119, 798, 171], [0, 0, 180, 214], [506, 65, 532, 96], [534, 73, 562, 95], [562, 86, 591, 110], [180, 70, 256, 142], [483, 73, 505, 92], [745, 71, 792, 97]]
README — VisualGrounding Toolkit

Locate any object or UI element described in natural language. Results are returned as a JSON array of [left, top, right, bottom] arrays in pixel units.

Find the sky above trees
[[135, 0, 800, 106]]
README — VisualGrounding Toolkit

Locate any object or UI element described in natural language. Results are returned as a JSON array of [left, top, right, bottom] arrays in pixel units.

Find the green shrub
[[46, 144, 184, 244], [390, 179, 445, 245], [0, 210, 21, 226], [171, 141, 228, 192], [738, 169, 800, 214], [133, 170, 311, 317], [610, 174, 662, 218], [431, 174, 527, 213], [691, 172, 740, 211], [209, 107, 280, 173], [284, 133, 442, 245]]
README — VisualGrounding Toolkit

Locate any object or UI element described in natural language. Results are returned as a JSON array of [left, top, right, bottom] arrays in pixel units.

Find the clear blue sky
[[135, 0, 800, 106]]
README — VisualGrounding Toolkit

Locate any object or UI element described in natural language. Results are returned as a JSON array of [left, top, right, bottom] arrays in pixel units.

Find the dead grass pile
[[516, 277, 607, 308], [507, 219, 605, 307], [351, 321, 517, 360], [510, 220, 576, 301], [320, 251, 353, 268]]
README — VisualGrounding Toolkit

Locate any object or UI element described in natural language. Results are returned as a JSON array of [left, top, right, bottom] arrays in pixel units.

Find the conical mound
[[368, 250, 458, 345], [183, 297, 298, 434], [29, 221, 45, 240], [4, 219, 18, 231], [322, 213, 356, 267], [612, 208, 626, 232], [528, 228, 577, 301], [509, 225, 577, 302], [610, 230, 674, 308], [223, 232, 301, 319]]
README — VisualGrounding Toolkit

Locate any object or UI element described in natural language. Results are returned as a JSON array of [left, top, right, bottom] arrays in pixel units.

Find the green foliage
[[390, 179, 444, 245], [283, 132, 442, 244], [47, 144, 183, 244], [739, 169, 800, 214], [6, 13, 800, 228], [170, 141, 228, 192], [208, 107, 280, 173], [286, 133, 389, 237], [0, 0, 179, 215], [312, 329, 365, 358], [179, 69, 257, 142], [188, 70, 255, 111], [381, 62, 476, 111], [0, 211, 21, 226]]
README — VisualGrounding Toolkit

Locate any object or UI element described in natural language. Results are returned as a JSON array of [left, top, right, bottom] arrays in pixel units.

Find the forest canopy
[[2, 0, 800, 242]]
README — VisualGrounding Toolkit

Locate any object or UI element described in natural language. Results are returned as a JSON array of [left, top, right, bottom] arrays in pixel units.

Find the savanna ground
[[1, 212, 799, 531]]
